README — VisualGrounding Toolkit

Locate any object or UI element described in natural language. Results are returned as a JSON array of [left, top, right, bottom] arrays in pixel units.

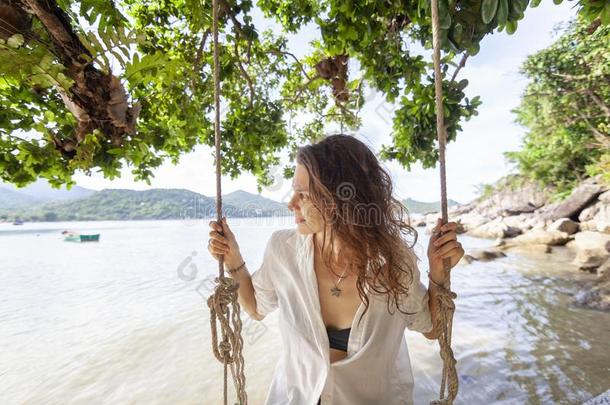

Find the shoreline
[[414, 174, 610, 311]]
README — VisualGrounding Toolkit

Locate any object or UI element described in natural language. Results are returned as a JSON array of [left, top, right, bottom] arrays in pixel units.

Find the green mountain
[[0, 184, 458, 222], [0, 180, 95, 202], [0, 188, 291, 222], [223, 190, 290, 216], [0, 188, 44, 211], [401, 197, 461, 215]]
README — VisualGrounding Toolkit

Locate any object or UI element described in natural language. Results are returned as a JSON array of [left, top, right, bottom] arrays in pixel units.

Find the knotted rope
[[206, 0, 248, 403], [207, 277, 247, 404], [429, 0, 459, 403]]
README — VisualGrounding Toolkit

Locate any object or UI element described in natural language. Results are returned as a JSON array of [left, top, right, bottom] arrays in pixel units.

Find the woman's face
[[287, 163, 324, 234]]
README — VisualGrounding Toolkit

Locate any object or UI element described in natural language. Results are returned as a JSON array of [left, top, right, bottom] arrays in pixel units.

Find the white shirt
[[251, 228, 433, 405]]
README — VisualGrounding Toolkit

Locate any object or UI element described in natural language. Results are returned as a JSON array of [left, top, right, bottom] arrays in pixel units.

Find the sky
[[72, 1, 577, 205]]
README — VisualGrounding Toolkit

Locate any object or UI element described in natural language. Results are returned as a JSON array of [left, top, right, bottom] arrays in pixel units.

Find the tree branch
[[450, 54, 468, 82], [578, 112, 610, 148], [20, 0, 139, 144], [585, 89, 610, 117], [234, 39, 255, 109], [281, 74, 323, 106], [270, 49, 311, 80]]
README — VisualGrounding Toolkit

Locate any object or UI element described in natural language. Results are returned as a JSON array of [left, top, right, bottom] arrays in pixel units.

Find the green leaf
[[439, 0, 452, 29], [481, 0, 499, 24], [497, 0, 509, 25]]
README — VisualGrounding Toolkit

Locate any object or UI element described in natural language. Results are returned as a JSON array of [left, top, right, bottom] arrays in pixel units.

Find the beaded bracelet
[[227, 261, 246, 274]]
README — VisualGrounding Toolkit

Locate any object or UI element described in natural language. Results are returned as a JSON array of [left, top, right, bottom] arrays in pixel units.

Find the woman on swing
[[208, 134, 464, 404]]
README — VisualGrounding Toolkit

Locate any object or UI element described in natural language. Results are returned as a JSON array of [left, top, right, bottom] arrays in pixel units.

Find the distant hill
[[0, 180, 95, 201], [0, 188, 291, 222], [0, 181, 458, 222], [0, 188, 44, 211], [223, 190, 290, 215], [401, 197, 461, 214]]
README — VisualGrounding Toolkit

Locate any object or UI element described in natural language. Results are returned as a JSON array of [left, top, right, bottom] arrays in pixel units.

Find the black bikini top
[[327, 326, 351, 352]]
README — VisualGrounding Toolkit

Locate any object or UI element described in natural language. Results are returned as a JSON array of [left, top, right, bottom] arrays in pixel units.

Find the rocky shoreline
[[416, 174, 610, 311]]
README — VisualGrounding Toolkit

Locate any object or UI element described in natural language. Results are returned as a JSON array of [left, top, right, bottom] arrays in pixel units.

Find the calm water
[[0, 218, 608, 404]]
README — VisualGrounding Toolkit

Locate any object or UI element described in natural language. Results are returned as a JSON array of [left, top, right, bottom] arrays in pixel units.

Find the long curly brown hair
[[296, 134, 420, 324]]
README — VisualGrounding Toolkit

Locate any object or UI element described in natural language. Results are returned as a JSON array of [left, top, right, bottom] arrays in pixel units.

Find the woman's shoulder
[[268, 228, 299, 252]]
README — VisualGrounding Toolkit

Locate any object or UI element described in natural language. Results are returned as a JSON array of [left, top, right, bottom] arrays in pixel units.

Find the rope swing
[[206, 0, 247, 403], [206, 0, 458, 404], [429, 0, 459, 403]]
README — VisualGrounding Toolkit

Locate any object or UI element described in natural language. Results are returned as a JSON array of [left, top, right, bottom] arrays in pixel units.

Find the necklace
[[314, 237, 349, 297], [329, 265, 349, 297]]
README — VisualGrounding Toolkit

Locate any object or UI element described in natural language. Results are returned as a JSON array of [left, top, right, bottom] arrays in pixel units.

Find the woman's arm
[[208, 217, 276, 321], [223, 254, 265, 321]]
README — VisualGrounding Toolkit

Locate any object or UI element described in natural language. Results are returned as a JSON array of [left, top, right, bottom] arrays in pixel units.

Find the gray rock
[[547, 218, 580, 235], [572, 249, 610, 272], [580, 221, 599, 232], [464, 248, 507, 262], [499, 203, 538, 216], [573, 259, 610, 311], [471, 177, 550, 218], [569, 232, 610, 272], [502, 229, 572, 246], [579, 199, 610, 227], [599, 190, 610, 203], [499, 243, 553, 254], [545, 182, 605, 221], [597, 221, 610, 234], [571, 231, 610, 252], [578, 201, 601, 222], [467, 218, 522, 239]]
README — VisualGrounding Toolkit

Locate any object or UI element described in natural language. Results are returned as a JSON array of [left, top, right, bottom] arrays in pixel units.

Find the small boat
[[13, 219, 24, 225], [62, 230, 100, 242]]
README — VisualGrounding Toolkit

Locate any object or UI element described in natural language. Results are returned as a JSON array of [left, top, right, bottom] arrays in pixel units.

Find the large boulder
[[502, 229, 572, 246], [468, 218, 522, 239], [502, 213, 549, 233], [571, 231, 610, 252], [453, 212, 489, 232], [545, 175, 608, 221], [570, 231, 610, 272], [497, 242, 553, 254], [579, 199, 610, 224], [471, 175, 551, 218], [449, 201, 477, 216]]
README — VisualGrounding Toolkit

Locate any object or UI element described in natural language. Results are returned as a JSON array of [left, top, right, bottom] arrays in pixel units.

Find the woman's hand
[[208, 216, 243, 269], [427, 218, 464, 284]]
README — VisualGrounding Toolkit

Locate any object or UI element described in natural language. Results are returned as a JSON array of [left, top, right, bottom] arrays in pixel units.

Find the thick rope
[[207, 0, 248, 403], [430, 0, 459, 404], [207, 278, 247, 404]]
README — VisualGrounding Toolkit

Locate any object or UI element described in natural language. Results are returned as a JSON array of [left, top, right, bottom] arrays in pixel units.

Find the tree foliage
[[505, 17, 610, 194], [0, 0, 605, 189]]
